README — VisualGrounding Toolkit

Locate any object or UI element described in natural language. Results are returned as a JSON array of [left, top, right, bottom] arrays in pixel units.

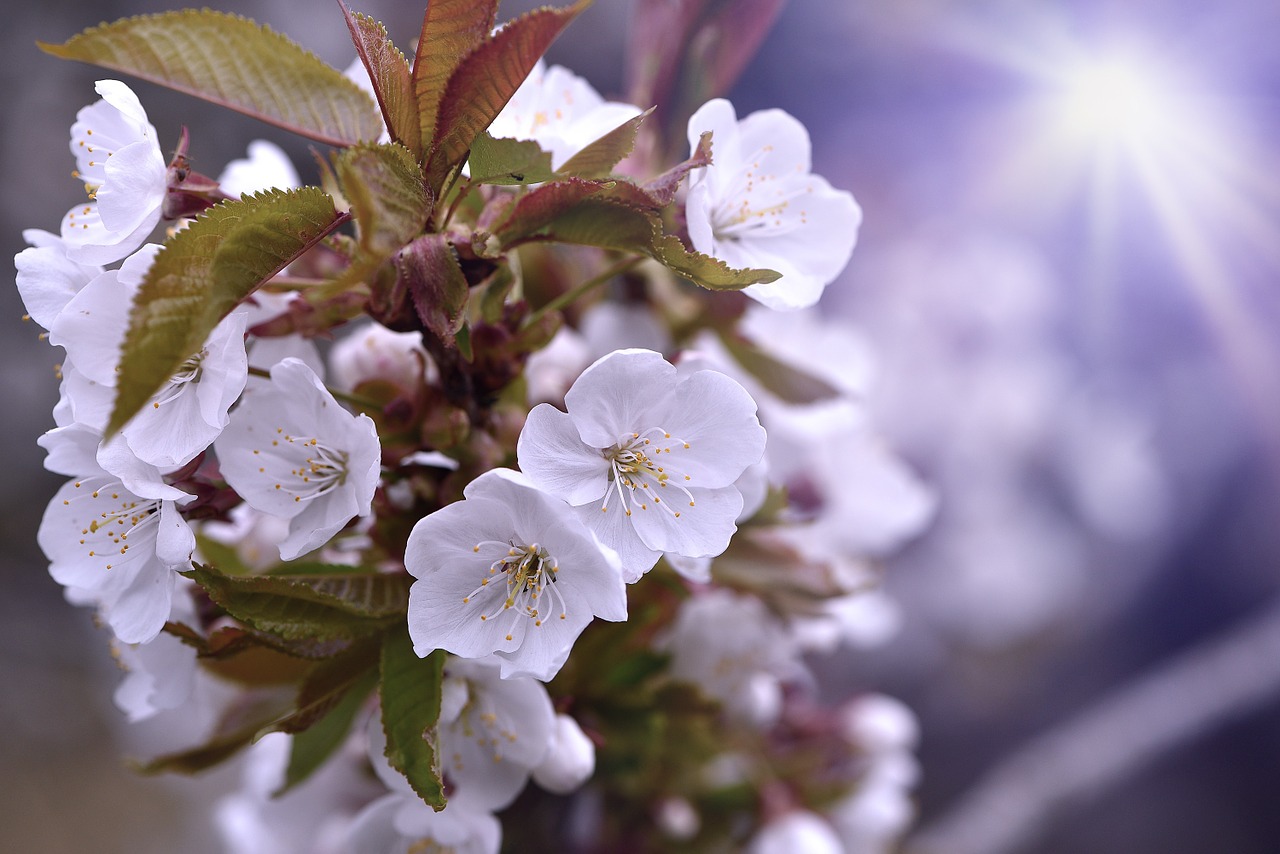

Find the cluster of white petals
[[215, 358, 382, 561], [685, 99, 861, 310], [486, 59, 644, 169], [406, 469, 627, 681], [60, 80, 167, 265], [519, 348, 766, 581]]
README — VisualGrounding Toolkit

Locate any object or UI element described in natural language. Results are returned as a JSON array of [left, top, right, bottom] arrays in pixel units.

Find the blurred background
[[3, 1, 1278, 851]]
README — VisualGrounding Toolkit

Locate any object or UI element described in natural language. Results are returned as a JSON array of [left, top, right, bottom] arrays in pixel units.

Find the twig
[[906, 596, 1280, 854]]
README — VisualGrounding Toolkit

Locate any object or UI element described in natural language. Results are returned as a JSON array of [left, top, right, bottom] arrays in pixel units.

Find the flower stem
[[525, 256, 644, 327]]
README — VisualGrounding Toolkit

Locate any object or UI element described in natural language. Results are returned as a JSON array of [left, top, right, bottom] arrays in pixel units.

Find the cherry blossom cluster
[[18, 11, 931, 852]]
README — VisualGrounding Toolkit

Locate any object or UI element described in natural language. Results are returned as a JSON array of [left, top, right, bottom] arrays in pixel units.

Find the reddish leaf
[[412, 0, 499, 150], [641, 129, 714, 206], [490, 178, 610, 245], [341, 3, 421, 156], [425, 1, 592, 192], [398, 234, 471, 346], [557, 107, 654, 179]]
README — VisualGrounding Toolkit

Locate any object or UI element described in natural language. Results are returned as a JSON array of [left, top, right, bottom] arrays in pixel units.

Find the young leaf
[[108, 188, 343, 435], [718, 331, 843, 405], [397, 234, 470, 346], [278, 665, 378, 795], [641, 129, 714, 206], [133, 686, 295, 775], [412, 0, 500, 148], [184, 565, 410, 641], [39, 11, 382, 146], [381, 630, 447, 809], [265, 639, 381, 736], [425, 1, 592, 192], [340, 4, 421, 156], [337, 143, 431, 259], [467, 133, 557, 185], [652, 232, 781, 289], [490, 178, 611, 246], [557, 107, 654, 179]]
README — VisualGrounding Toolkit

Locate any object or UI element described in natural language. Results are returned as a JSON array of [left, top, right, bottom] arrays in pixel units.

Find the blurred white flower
[[748, 810, 843, 854], [217, 139, 300, 198], [329, 321, 431, 394], [532, 713, 596, 794]]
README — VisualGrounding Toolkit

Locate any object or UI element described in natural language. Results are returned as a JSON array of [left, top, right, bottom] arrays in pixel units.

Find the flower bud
[[532, 713, 595, 794]]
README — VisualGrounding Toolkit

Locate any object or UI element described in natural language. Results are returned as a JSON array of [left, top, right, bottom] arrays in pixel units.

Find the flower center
[[252, 429, 351, 504], [150, 350, 206, 409], [709, 143, 809, 241], [463, 541, 567, 635], [63, 476, 160, 572], [600, 428, 696, 518]]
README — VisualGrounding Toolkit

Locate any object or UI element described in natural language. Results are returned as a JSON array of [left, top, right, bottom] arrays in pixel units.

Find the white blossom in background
[[329, 321, 431, 393], [437, 657, 556, 807], [660, 589, 803, 727], [111, 582, 199, 722], [747, 810, 844, 854], [518, 348, 766, 581], [531, 713, 596, 794], [487, 59, 644, 169], [198, 503, 291, 572], [523, 324, 592, 406], [685, 98, 861, 310], [60, 80, 167, 265], [37, 424, 195, 645], [216, 731, 380, 854], [350, 711, 505, 854], [214, 357, 382, 561], [217, 139, 301, 198], [14, 229, 102, 331], [405, 469, 627, 681]]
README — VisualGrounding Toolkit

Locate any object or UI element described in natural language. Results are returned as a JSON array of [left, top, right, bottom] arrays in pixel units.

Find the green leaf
[[398, 234, 471, 346], [489, 178, 611, 246], [523, 198, 780, 290], [412, 0, 500, 150], [340, 4, 421, 156], [719, 331, 842, 405], [278, 665, 378, 795], [108, 188, 343, 435], [381, 630, 447, 809], [185, 565, 410, 641], [425, 1, 592, 192], [557, 107, 653, 179], [39, 11, 382, 146], [336, 142, 432, 262], [467, 133, 557, 185], [265, 640, 380, 736]]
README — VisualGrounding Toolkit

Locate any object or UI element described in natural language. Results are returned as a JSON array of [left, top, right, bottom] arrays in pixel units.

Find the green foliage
[[184, 565, 410, 641], [108, 188, 343, 435], [719, 331, 842, 404], [279, 666, 378, 794], [341, 5, 421, 156], [424, 1, 592, 192], [380, 631, 447, 809], [467, 133, 557, 185], [557, 107, 654, 179], [336, 142, 432, 267], [412, 0, 500, 149], [505, 197, 780, 290], [39, 10, 382, 146], [488, 178, 611, 247]]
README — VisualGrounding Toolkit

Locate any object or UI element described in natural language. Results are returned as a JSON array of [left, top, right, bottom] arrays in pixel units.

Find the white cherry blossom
[[214, 357, 382, 561], [685, 98, 861, 310], [51, 243, 249, 470], [748, 811, 844, 854], [531, 713, 596, 794], [329, 320, 431, 393], [217, 139, 301, 198], [111, 583, 199, 722], [486, 60, 644, 169], [518, 348, 766, 581], [14, 229, 101, 331], [37, 425, 194, 645], [405, 469, 626, 681], [60, 80, 167, 265]]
